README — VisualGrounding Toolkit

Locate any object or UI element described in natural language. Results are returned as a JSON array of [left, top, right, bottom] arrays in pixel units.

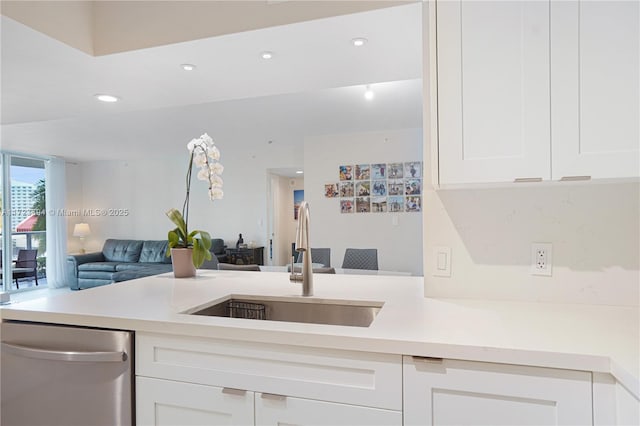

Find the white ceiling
[[0, 3, 423, 162]]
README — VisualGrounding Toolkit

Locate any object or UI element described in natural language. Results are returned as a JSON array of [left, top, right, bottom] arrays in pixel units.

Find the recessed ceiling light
[[180, 64, 196, 71], [261, 51, 274, 60], [364, 85, 374, 100], [94, 94, 120, 103], [296, 170, 304, 174], [352, 38, 368, 47]]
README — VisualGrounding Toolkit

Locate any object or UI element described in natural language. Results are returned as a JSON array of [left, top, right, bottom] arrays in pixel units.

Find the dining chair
[[312, 267, 336, 274], [296, 248, 331, 267], [341, 248, 378, 270], [199, 255, 219, 270], [218, 263, 261, 271], [13, 249, 39, 289]]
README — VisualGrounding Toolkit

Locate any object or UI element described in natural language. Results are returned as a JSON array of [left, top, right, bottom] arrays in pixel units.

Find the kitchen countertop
[[1, 271, 638, 398]]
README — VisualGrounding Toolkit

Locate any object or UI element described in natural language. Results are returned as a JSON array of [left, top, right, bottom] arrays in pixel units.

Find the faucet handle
[[289, 255, 302, 282]]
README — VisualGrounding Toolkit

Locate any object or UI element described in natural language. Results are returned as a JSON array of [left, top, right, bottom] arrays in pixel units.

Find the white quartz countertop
[[1, 271, 638, 398]]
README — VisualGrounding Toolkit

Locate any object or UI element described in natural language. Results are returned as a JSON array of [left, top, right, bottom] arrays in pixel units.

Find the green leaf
[[166, 208, 188, 243]]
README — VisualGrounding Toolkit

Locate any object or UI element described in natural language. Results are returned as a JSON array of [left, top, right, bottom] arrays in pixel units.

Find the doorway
[[266, 169, 304, 266]]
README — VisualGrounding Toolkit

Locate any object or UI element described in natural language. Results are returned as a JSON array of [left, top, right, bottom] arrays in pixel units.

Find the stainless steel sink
[[185, 295, 383, 327]]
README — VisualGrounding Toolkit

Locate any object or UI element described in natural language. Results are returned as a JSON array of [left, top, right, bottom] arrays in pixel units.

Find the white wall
[[304, 128, 424, 275], [71, 127, 423, 275], [423, 182, 640, 306], [74, 136, 302, 254]]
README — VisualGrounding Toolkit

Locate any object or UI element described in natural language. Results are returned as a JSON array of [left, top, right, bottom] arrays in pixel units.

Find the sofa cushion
[[112, 266, 171, 282], [115, 263, 172, 272], [78, 270, 116, 280], [78, 262, 120, 272], [102, 239, 143, 263], [139, 240, 171, 264]]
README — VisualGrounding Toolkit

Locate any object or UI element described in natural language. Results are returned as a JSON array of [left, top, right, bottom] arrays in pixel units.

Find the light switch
[[437, 252, 448, 270], [433, 246, 451, 277]]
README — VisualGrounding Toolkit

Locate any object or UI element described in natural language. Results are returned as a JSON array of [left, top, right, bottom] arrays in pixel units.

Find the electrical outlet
[[531, 243, 552, 276]]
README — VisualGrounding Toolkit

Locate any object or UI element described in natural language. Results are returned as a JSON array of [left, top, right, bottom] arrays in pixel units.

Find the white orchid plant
[[166, 133, 224, 268]]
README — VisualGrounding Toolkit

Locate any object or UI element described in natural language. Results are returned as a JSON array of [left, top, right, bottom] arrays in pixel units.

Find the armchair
[[211, 238, 228, 263]]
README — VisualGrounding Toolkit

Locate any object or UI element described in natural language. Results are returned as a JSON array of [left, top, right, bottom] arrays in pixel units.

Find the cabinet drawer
[[137, 332, 402, 410]]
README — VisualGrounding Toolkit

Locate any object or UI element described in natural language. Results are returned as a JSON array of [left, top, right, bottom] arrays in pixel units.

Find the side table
[[225, 247, 264, 266]]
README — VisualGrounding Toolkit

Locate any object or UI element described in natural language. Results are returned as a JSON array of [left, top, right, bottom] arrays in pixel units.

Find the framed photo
[[340, 199, 354, 214], [356, 181, 370, 196], [339, 181, 354, 197], [388, 196, 404, 212], [388, 179, 404, 196], [404, 178, 422, 195], [372, 163, 386, 179], [356, 196, 371, 213], [355, 164, 370, 180], [388, 163, 404, 179], [404, 161, 422, 179], [405, 196, 422, 212], [372, 180, 387, 196], [324, 183, 338, 198], [371, 196, 387, 213], [339, 165, 353, 181], [293, 189, 304, 219]]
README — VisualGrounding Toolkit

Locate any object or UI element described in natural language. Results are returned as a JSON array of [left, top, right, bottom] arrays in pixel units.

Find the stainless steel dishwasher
[[1, 321, 133, 426]]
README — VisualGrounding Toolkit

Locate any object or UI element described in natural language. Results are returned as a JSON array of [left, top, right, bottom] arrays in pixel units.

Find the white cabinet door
[[137, 377, 254, 426], [616, 381, 640, 426], [403, 357, 593, 426], [437, 0, 551, 184], [551, 0, 640, 180], [255, 392, 401, 426]]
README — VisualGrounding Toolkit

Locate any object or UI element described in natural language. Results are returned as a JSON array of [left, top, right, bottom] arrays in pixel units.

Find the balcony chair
[[12, 249, 39, 289]]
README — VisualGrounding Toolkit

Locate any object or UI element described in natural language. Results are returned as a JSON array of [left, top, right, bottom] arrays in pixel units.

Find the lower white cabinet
[[403, 356, 593, 426], [136, 333, 402, 426], [593, 373, 640, 426], [137, 376, 254, 426], [255, 392, 401, 426], [136, 377, 402, 426]]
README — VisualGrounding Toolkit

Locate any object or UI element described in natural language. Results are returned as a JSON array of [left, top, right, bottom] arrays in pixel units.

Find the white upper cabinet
[[435, 0, 639, 185], [437, 0, 551, 184], [551, 0, 640, 179]]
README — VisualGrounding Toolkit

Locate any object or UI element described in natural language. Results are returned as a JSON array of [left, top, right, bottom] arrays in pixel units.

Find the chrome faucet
[[290, 201, 313, 296]]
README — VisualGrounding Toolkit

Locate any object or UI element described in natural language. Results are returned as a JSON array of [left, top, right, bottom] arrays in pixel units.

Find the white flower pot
[[171, 248, 196, 278]]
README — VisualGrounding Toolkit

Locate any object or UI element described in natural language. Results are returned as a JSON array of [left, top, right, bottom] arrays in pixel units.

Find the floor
[[2, 277, 72, 304]]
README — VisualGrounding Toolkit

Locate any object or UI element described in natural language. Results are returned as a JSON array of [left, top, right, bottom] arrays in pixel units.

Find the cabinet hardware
[[514, 177, 543, 183], [261, 393, 287, 401], [559, 176, 591, 181], [412, 356, 443, 363], [222, 387, 247, 396]]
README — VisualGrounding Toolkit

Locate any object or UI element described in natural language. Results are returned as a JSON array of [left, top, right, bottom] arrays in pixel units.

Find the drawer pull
[[261, 393, 287, 401], [559, 175, 591, 181], [412, 356, 443, 364], [514, 177, 543, 183], [222, 387, 247, 396]]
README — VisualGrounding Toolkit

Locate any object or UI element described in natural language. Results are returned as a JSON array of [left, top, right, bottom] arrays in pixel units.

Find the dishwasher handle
[[1, 342, 127, 362]]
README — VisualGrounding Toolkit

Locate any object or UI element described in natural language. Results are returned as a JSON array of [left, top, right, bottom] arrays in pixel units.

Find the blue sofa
[[66, 239, 173, 290]]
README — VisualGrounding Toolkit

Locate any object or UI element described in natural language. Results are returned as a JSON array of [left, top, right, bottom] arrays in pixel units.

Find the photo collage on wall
[[326, 162, 422, 214]]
